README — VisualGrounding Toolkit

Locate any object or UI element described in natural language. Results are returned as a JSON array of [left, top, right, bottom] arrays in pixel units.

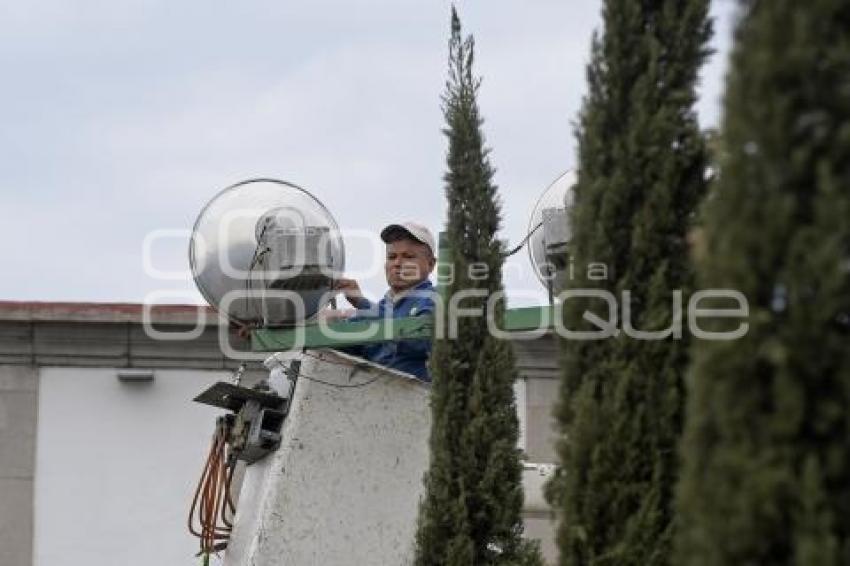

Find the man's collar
[[386, 279, 433, 304]]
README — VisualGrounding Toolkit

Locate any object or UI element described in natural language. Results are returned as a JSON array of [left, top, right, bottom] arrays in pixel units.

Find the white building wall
[[34, 367, 230, 566], [0, 307, 560, 566]]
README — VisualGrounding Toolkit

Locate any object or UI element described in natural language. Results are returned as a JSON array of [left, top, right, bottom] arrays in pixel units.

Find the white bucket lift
[[223, 349, 431, 566]]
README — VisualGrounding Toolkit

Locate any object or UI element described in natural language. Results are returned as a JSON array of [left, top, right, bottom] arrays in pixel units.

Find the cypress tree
[[413, 8, 543, 566], [547, 1, 711, 564], [674, 1, 850, 564]]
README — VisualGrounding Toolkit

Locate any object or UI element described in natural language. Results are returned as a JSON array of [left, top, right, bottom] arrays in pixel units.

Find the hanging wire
[[503, 221, 544, 258], [245, 244, 268, 322], [188, 417, 237, 561], [244, 223, 270, 322], [296, 370, 382, 388], [293, 351, 383, 388]]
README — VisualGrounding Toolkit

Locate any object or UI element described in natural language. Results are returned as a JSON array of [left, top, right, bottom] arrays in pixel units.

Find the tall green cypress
[[413, 8, 542, 566], [674, 1, 850, 564], [547, 1, 711, 564]]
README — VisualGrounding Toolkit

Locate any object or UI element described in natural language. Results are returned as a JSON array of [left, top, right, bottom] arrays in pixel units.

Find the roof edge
[[0, 301, 225, 325]]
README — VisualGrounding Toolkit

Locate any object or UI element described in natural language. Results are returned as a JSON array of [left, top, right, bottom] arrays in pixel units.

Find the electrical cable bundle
[[188, 417, 237, 564]]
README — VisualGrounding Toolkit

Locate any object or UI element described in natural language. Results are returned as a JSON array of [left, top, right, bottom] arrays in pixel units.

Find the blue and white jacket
[[342, 279, 435, 382]]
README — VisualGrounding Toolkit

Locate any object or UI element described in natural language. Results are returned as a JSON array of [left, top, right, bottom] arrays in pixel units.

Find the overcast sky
[[0, 0, 737, 308]]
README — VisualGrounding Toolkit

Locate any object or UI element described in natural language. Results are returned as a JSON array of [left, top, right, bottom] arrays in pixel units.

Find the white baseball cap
[[380, 221, 436, 257]]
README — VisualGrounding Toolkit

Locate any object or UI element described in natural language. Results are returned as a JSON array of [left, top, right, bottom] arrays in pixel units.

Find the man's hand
[[317, 307, 357, 322], [334, 278, 367, 309]]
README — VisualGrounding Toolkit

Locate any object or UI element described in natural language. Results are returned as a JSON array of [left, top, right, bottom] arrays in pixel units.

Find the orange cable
[[189, 420, 237, 557]]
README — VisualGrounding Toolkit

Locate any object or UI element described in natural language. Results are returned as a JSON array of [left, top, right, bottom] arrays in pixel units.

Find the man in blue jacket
[[334, 222, 436, 382]]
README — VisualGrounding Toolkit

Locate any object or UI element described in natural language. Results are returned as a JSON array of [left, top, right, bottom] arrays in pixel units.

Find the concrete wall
[[513, 336, 559, 564], [525, 376, 560, 463], [0, 365, 38, 566], [513, 335, 560, 461], [526, 513, 558, 562]]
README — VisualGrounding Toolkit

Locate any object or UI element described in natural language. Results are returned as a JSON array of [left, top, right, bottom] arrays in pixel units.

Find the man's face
[[385, 238, 435, 292]]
